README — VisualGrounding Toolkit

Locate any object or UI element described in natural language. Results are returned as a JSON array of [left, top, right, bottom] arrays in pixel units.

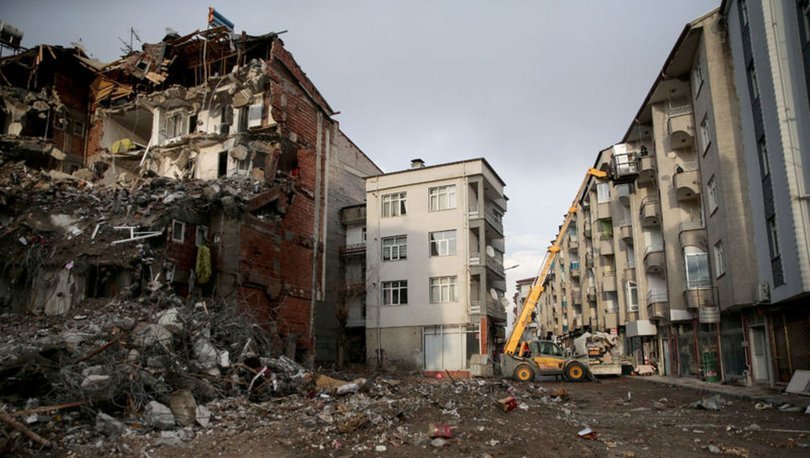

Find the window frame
[[382, 235, 407, 261], [767, 217, 780, 260], [172, 220, 186, 244], [700, 115, 712, 154], [429, 230, 457, 257], [692, 57, 704, 97], [713, 241, 725, 278], [747, 60, 760, 102], [195, 225, 209, 247], [626, 281, 639, 312], [381, 192, 407, 218], [596, 182, 611, 203], [757, 136, 770, 178], [428, 185, 457, 212], [429, 276, 457, 303], [706, 175, 719, 214], [685, 252, 711, 289], [382, 280, 408, 305]]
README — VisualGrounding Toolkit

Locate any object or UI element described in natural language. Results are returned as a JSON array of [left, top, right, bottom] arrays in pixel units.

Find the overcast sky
[[5, 0, 719, 309]]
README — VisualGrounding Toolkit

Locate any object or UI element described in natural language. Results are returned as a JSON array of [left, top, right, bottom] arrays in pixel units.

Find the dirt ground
[[45, 373, 809, 458]]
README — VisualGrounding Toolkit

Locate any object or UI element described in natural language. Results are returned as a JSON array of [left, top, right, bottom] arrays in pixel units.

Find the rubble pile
[[0, 287, 314, 452]]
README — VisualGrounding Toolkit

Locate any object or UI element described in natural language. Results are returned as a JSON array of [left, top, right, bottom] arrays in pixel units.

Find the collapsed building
[[0, 26, 381, 362]]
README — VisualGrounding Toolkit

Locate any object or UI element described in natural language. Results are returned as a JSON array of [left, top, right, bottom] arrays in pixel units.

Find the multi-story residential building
[[513, 277, 539, 338], [722, 0, 810, 384], [365, 158, 507, 371], [537, 8, 773, 382]]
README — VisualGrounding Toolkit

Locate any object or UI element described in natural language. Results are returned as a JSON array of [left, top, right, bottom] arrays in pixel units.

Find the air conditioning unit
[[756, 281, 770, 303]]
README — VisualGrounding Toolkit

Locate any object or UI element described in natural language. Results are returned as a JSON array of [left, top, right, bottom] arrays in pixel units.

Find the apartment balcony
[[571, 286, 581, 300], [470, 300, 482, 315], [666, 110, 694, 150], [587, 287, 596, 301], [673, 163, 701, 201], [611, 152, 639, 183], [583, 225, 592, 238], [585, 252, 594, 268], [679, 221, 707, 250], [640, 197, 661, 227], [624, 267, 637, 282], [637, 154, 656, 187], [601, 270, 617, 292], [647, 290, 669, 320], [684, 284, 716, 309], [341, 242, 366, 257], [598, 236, 614, 255], [469, 205, 504, 235], [568, 238, 579, 251], [643, 244, 665, 273], [486, 253, 505, 276], [618, 219, 633, 242], [339, 205, 366, 226]]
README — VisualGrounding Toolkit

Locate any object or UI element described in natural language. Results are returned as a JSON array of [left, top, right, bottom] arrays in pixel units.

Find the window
[[196, 225, 209, 247], [429, 185, 457, 211], [73, 120, 85, 137], [361, 227, 367, 243], [692, 58, 704, 96], [740, 0, 749, 28], [382, 192, 407, 217], [757, 136, 770, 178], [747, 61, 760, 102], [238, 106, 249, 132], [172, 220, 185, 243], [707, 175, 718, 213], [626, 281, 639, 312], [685, 252, 711, 289], [767, 217, 780, 259], [700, 115, 712, 153], [382, 235, 407, 261], [429, 230, 457, 256], [248, 101, 263, 128], [382, 280, 408, 305], [598, 218, 613, 240], [430, 276, 457, 303], [596, 182, 611, 203], [713, 241, 725, 277], [167, 111, 186, 139]]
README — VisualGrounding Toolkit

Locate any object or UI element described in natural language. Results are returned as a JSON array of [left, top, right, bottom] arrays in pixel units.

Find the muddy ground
[[45, 373, 809, 458]]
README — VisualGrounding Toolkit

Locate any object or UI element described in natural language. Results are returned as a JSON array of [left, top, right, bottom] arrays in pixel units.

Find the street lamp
[[503, 264, 519, 271]]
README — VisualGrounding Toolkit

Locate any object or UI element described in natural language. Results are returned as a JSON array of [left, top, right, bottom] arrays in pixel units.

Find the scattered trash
[[578, 427, 598, 440], [431, 438, 447, 448], [754, 401, 773, 410], [690, 395, 725, 411], [428, 423, 454, 439], [498, 396, 518, 412]]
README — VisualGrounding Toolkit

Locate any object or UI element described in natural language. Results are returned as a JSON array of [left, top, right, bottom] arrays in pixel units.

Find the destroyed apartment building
[[0, 26, 381, 362]]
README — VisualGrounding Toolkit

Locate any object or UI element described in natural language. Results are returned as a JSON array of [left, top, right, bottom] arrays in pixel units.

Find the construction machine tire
[[564, 361, 587, 382], [514, 364, 535, 382]]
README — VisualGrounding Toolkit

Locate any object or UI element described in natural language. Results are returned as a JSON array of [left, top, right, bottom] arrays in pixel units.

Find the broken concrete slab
[[144, 401, 175, 430], [169, 390, 197, 427]]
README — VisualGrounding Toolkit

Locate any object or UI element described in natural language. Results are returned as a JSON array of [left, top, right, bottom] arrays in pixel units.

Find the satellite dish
[[486, 246, 495, 257], [499, 297, 510, 307], [489, 288, 498, 300]]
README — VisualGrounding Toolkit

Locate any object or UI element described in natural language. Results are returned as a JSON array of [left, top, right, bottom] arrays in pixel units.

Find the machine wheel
[[564, 361, 587, 382], [514, 364, 535, 382]]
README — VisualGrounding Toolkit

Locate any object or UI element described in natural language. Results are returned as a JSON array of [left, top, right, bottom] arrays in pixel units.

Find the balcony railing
[[342, 242, 366, 256], [647, 289, 668, 304], [673, 162, 701, 201]]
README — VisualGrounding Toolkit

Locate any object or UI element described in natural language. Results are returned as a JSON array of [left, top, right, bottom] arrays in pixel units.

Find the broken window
[[196, 225, 209, 247], [220, 105, 233, 135], [238, 106, 249, 132], [172, 220, 186, 243], [166, 111, 186, 140], [218, 151, 228, 177], [247, 100, 263, 128]]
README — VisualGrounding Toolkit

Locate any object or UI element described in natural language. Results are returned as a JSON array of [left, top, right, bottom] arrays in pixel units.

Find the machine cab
[[528, 340, 566, 374]]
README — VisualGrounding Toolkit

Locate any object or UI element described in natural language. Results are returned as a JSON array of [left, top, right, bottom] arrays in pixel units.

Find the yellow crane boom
[[504, 168, 608, 356]]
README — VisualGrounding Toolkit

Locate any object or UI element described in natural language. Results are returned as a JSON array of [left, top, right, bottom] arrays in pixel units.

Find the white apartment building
[[365, 159, 507, 371]]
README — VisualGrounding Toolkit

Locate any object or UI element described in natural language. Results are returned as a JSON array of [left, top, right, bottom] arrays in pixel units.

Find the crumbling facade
[[0, 27, 380, 361]]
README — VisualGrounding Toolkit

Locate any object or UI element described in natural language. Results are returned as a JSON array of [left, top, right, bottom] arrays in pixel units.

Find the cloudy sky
[[5, 0, 718, 307]]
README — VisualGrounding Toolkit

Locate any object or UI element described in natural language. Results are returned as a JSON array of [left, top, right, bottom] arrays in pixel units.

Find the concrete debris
[[691, 395, 727, 411], [95, 412, 126, 438], [144, 401, 176, 430], [169, 390, 198, 427], [195, 405, 212, 428]]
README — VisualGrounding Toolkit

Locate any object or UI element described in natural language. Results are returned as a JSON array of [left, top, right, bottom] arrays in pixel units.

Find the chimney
[[410, 158, 425, 169]]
